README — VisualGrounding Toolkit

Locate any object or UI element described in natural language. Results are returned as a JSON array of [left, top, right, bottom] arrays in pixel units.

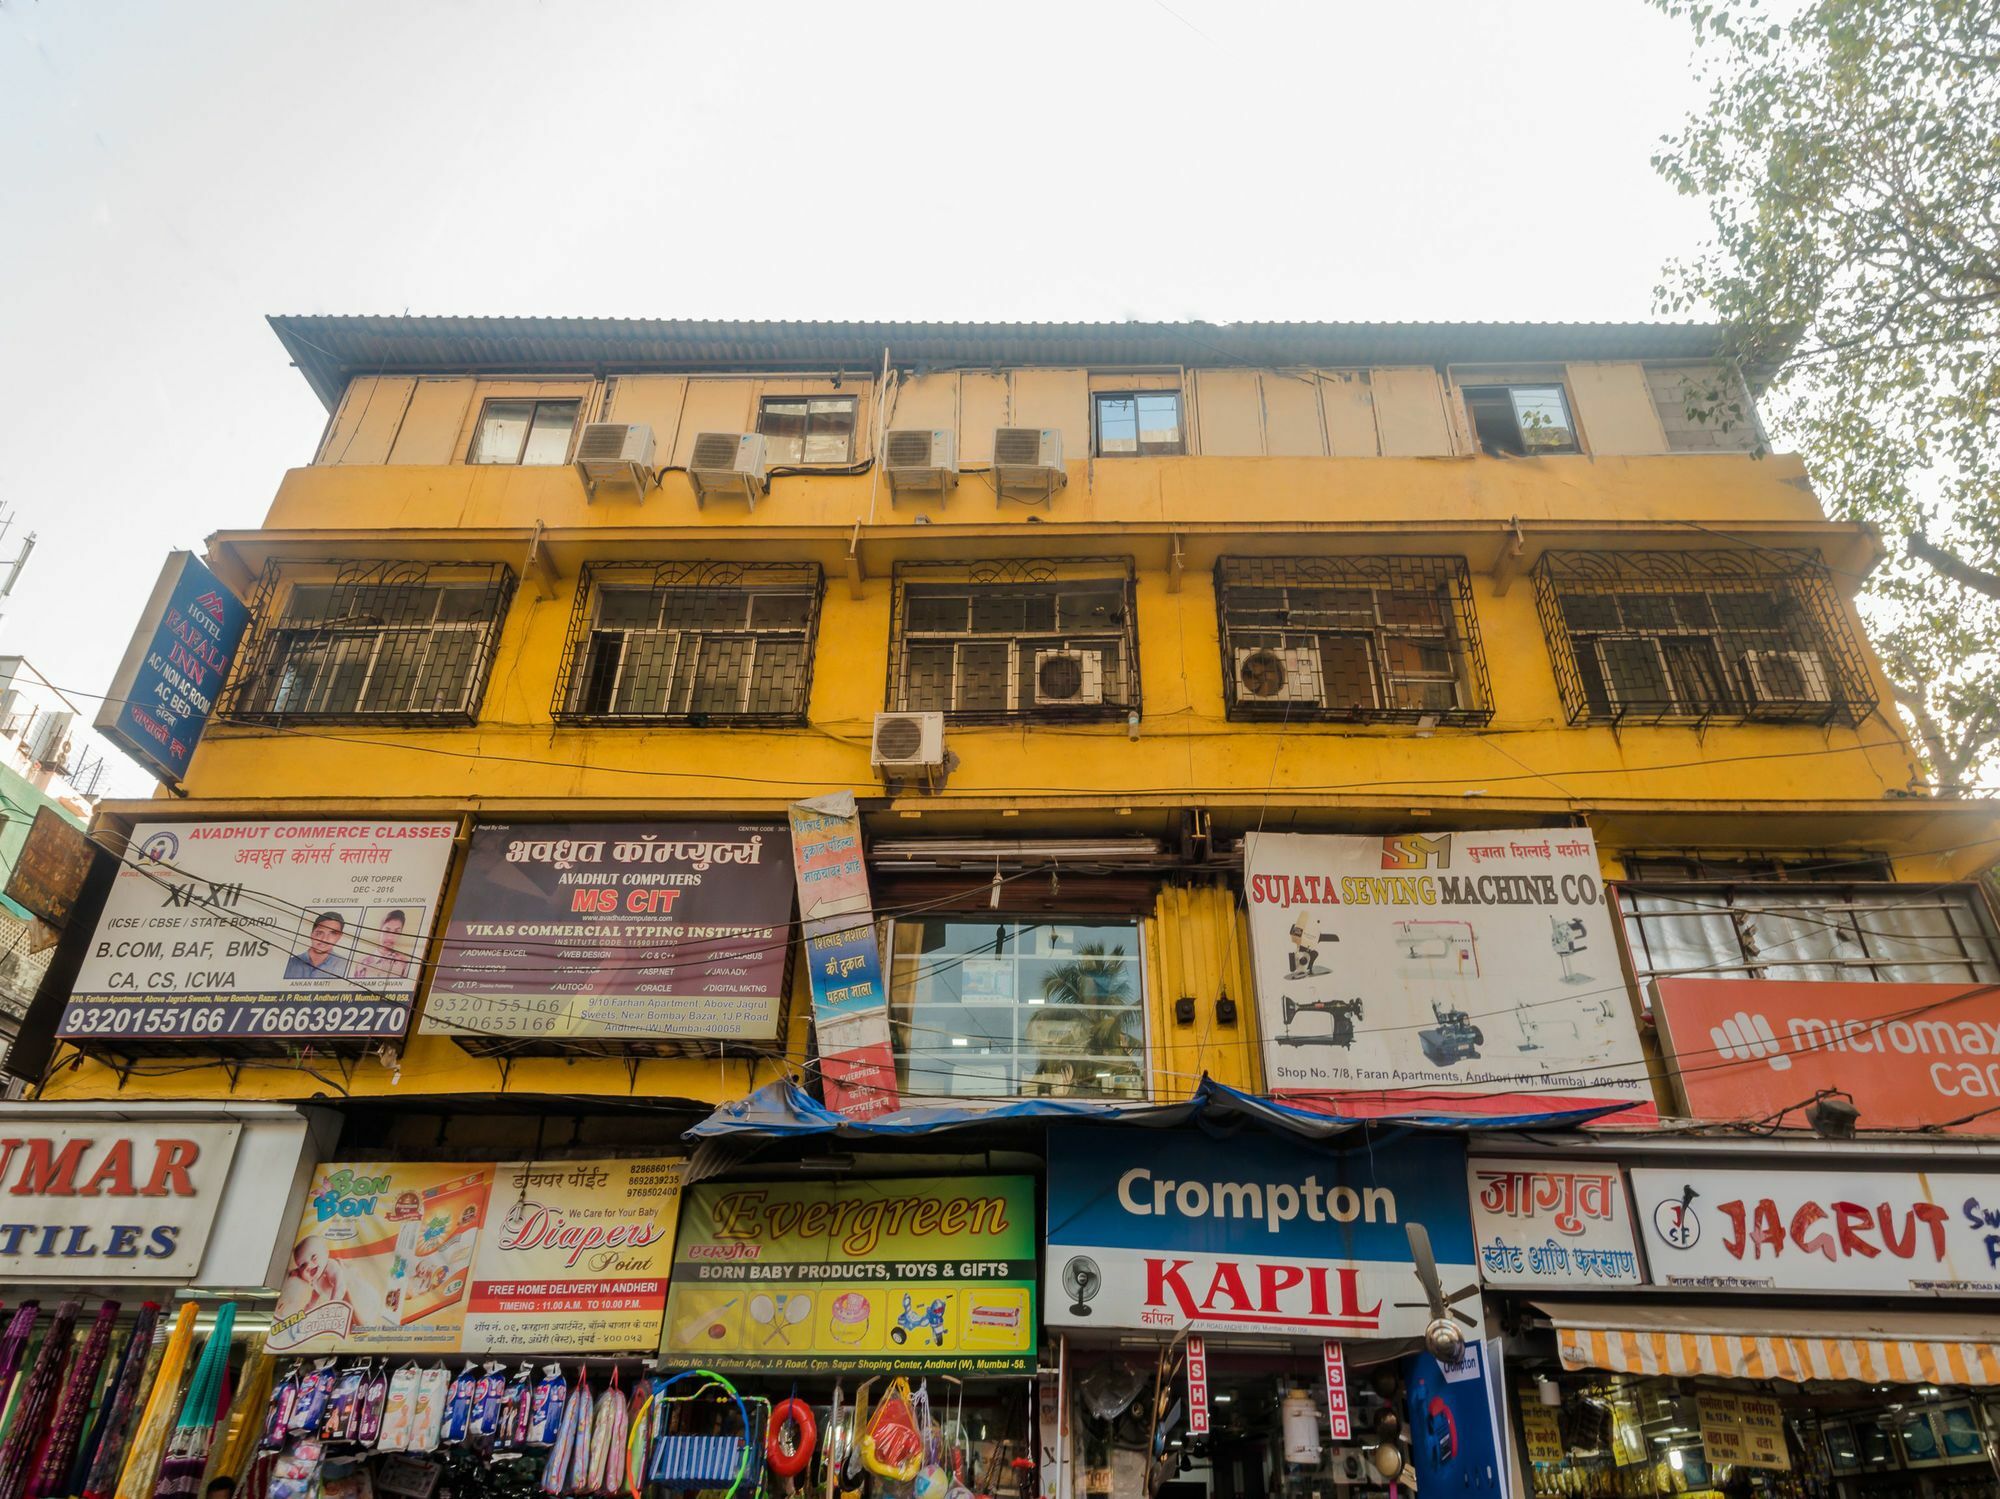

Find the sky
[[0, 0, 1717, 797]]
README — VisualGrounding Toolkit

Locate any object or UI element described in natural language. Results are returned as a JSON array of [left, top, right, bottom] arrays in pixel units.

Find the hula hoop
[[651, 1369, 754, 1499]]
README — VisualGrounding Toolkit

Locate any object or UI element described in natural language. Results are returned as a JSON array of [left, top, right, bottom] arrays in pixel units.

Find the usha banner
[[422, 822, 793, 1042], [1654, 977, 2000, 1132], [62, 820, 455, 1043], [1630, 1165, 2000, 1294], [663, 1175, 1037, 1375], [269, 1157, 682, 1355], [1468, 1157, 1641, 1288], [1044, 1125, 1474, 1339], [788, 793, 899, 1118], [96, 551, 249, 785], [1244, 829, 1655, 1120]]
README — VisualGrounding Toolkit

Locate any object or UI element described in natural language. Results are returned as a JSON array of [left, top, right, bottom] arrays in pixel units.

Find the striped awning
[[1541, 1301, 2000, 1387]]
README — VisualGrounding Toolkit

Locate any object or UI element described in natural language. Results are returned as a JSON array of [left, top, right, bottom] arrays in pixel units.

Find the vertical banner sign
[[1243, 829, 1655, 1120], [95, 551, 249, 784], [1324, 1341, 1350, 1439], [1186, 1336, 1210, 1436], [788, 792, 900, 1119]]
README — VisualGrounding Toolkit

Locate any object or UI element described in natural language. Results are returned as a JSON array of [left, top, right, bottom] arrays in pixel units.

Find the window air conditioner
[[689, 432, 769, 510], [871, 711, 947, 792], [1742, 648, 1831, 705], [574, 422, 656, 500], [991, 427, 1066, 504], [884, 428, 958, 502], [1033, 649, 1104, 706], [1235, 645, 1321, 705]]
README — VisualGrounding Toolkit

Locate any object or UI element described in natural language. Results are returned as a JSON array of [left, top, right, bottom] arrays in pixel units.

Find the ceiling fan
[[1394, 1221, 1479, 1364]]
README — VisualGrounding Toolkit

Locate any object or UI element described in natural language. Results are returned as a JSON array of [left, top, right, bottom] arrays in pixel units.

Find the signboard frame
[[5, 806, 95, 928]]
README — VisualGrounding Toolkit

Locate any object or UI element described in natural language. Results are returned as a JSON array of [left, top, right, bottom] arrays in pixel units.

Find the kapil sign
[[1044, 1126, 1474, 1339], [1469, 1158, 1641, 1288], [1632, 1165, 2000, 1294]]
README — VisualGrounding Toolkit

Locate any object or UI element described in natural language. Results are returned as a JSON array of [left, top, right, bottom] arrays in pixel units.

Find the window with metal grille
[[1463, 384, 1579, 455], [1618, 881, 2000, 989], [889, 560, 1138, 721], [1093, 391, 1185, 456], [552, 561, 822, 724], [221, 561, 516, 725], [469, 398, 581, 465], [1533, 549, 1875, 725], [1215, 556, 1492, 725], [757, 396, 858, 465]]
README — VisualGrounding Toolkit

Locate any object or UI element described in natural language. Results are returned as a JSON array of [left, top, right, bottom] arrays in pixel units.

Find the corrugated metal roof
[[267, 314, 1740, 411]]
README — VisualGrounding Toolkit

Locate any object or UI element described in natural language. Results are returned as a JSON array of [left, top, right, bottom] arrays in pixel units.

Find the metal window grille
[[551, 560, 823, 725], [1532, 549, 1876, 726], [221, 559, 516, 725], [1215, 555, 1492, 726], [887, 558, 1140, 722]]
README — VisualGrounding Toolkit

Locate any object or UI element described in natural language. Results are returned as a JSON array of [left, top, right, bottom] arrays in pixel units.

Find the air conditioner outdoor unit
[[884, 428, 958, 502], [689, 431, 768, 510], [25, 710, 71, 769], [991, 427, 1066, 504], [574, 422, 656, 500], [1235, 645, 1321, 705], [871, 711, 947, 791], [1742, 648, 1832, 705], [1034, 649, 1104, 706]]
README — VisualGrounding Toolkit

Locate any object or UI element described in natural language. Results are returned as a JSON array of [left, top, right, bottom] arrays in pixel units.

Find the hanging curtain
[[153, 1303, 235, 1499], [30, 1300, 119, 1497], [115, 1302, 197, 1499], [0, 1300, 81, 1499], [79, 1304, 161, 1499]]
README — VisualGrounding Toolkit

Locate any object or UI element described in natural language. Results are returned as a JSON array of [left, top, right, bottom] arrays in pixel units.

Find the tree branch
[[1908, 531, 2000, 600]]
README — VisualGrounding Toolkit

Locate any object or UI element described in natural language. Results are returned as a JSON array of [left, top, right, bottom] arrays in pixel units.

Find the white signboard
[[0, 1122, 240, 1279], [1244, 829, 1654, 1120], [1469, 1157, 1642, 1287], [1631, 1166, 2000, 1294], [63, 820, 456, 1043]]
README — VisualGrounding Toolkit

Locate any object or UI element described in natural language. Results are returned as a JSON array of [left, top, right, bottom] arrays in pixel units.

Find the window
[[889, 561, 1139, 720], [554, 561, 821, 723], [1215, 556, 1491, 725], [757, 395, 858, 465], [887, 916, 1146, 1098], [1533, 549, 1875, 725], [1619, 881, 2000, 989], [1463, 384, 1579, 456], [469, 399, 581, 465], [1093, 391, 1185, 456], [223, 561, 516, 724]]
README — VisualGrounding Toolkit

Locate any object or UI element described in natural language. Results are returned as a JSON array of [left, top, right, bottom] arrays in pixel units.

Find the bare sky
[[0, 0, 1714, 795]]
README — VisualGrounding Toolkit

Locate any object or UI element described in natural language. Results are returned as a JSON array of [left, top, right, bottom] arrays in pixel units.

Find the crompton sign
[[1044, 1126, 1473, 1338], [0, 1122, 239, 1279]]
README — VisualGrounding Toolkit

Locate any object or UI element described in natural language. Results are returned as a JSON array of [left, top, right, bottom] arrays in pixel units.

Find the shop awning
[[1539, 1300, 2000, 1386]]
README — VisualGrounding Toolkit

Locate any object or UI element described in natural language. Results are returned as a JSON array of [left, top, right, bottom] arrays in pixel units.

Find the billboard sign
[[1469, 1157, 1641, 1287], [5, 806, 95, 928], [1654, 977, 2000, 1132], [95, 551, 249, 784], [422, 822, 794, 1042], [788, 793, 899, 1118], [1244, 829, 1654, 1120], [1044, 1125, 1474, 1339], [62, 820, 455, 1042]]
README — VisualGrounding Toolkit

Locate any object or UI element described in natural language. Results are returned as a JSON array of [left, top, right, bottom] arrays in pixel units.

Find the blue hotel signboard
[[95, 552, 248, 784]]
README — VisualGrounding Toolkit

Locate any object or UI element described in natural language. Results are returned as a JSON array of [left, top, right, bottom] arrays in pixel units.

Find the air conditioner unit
[[689, 432, 768, 510], [1235, 645, 1321, 705], [574, 422, 656, 500], [991, 427, 1066, 504], [1034, 649, 1104, 706], [1742, 648, 1832, 705], [871, 711, 947, 791], [884, 429, 958, 502], [25, 710, 72, 769]]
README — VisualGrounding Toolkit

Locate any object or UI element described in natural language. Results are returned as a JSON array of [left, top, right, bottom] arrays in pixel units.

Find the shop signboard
[[1043, 1125, 1475, 1340], [661, 1174, 1038, 1374], [787, 793, 899, 1118], [1519, 1400, 1564, 1465], [1654, 977, 2000, 1133], [268, 1157, 683, 1355], [0, 1120, 240, 1279], [1186, 1336, 1210, 1435], [1324, 1341, 1350, 1439], [61, 820, 455, 1043], [1698, 1391, 1790, 1470], [1631, 1165, 2000, 1293], [1468, 1158, 1641, 1287], [422, 821, 793, 1042], [95, 551, 250, 785], [1243, 830, 1655, 1120], [6, 806, 95, 928]]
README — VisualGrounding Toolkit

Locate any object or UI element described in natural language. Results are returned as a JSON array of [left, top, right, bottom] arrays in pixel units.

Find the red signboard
[[1324, 1341, 1350, 1440], [1653, 977, 2000, 1132], [1186, 1336, 1209, 1436]]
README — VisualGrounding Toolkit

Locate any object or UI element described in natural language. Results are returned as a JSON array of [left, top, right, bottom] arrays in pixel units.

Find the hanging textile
[[115, 1301, 197, 1499], [154, 1303, 236, 1499], [30, 1300, 118, 1497], [0, 1305, 41, 1442], [202, 1334, 272, 1495], [0, 1300, 81, 1499], [79, 1304, 161, 1499]]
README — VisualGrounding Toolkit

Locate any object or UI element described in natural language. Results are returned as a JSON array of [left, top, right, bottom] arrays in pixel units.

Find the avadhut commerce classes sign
[[62, 820, 454, 1043], [663, 1175, 1037, 1375], [422, 821, 794, 1042], [269, 1157, 683, 1356], [95, 551, 249, 785], [1044, 1125, 1474, 1340], [1244, 829, 1654, 1120]]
